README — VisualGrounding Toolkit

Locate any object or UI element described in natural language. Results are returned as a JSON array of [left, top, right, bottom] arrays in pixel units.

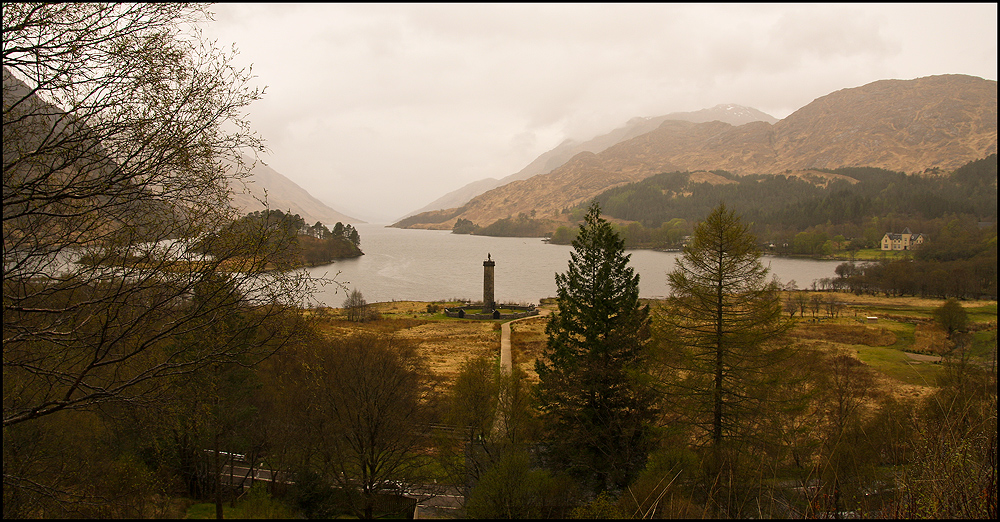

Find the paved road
[[223, 464, 463, 519], [494, 309, 550, 439], [500, 321, 514, 373]]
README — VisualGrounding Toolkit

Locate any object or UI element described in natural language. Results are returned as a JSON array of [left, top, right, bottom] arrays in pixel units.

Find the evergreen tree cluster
[[221, 209, 363, 267], [584, 155, 997, 248], [454, 212, 552, 237], [452, 217, 479, 234]]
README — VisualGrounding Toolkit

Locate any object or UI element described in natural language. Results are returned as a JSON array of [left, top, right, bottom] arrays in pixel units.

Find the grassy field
[[311, 294, 996, 398], [786, 293, 995, 392], [823, 248, 913, 261]]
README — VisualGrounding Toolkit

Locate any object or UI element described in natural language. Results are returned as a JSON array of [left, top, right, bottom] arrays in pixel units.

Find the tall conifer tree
[[535, 202, 656, 492]]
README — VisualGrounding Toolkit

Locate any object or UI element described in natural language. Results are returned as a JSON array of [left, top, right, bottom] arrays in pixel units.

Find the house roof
[[882, 230, 925, 241]]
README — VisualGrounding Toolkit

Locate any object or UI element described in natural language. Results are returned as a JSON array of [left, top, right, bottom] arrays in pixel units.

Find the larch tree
[[658, 203, 793, 513], [535, 202, 657, 493]]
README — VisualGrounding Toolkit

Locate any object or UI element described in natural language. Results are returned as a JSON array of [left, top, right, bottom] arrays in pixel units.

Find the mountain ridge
[[396, 103, 779, 220], [394, 74, 997, 231]]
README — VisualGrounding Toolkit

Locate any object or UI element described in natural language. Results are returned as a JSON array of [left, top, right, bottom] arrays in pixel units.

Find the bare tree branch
[[3, 3, 314, 427]]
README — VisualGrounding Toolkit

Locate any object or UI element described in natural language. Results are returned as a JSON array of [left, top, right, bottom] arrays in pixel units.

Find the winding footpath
[[500, 321, 515, 373], [499, 308, 550, 373]]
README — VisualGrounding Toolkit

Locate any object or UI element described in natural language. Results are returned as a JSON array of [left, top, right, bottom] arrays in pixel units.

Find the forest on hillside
[[554, 156, 998, 300], [567, 155, 997, 248], [467, 156, 997, 254]]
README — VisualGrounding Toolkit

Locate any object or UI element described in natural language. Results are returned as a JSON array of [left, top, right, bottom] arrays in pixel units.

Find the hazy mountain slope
[[395, 75, 996, 231], [502, 104, 780, 185], [230, 160, 363, 225], [397, 177, 502, 220], [401, 104, 778, 219], [5, 67, 359, 228]]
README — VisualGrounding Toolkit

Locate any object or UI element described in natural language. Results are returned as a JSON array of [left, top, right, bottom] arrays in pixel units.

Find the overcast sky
[[201, 3, 997, 224]]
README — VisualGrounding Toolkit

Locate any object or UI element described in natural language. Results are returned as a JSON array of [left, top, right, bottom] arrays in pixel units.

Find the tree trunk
[[214, 429, 223, 519]]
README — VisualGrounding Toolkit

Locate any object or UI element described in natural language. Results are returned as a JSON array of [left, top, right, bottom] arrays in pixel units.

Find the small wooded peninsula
[[213, 209, 363, 268]]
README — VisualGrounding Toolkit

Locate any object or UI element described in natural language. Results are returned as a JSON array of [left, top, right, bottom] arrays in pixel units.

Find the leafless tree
[[796, 292, 809, 317], [824, 294, 842, 318], [810, 293, 823, 318], [280, 334, 432, 519], [784, 293, 799, 317], [343, 288, 373, 322], [3, 3, 315, 428]]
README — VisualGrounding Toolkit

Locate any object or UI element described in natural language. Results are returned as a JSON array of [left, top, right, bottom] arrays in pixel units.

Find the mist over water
[[305, 224, 844, 306]]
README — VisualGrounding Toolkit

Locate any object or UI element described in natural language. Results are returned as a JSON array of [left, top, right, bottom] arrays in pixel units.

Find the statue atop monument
[[483, 253, 495, 313]]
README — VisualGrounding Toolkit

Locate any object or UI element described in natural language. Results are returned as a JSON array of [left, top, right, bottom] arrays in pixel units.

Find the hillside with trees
[[549, 157, 998, 299], [452, 213, 552, 238], [443, 155, 996, 259], [547, 155, 996, 248]]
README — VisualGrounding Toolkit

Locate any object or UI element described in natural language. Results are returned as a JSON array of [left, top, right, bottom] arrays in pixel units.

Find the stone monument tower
[[483, 253, 495, 313]]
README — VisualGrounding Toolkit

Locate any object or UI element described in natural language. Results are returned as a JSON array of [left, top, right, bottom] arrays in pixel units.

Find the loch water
[[305, 223, 845, 306]]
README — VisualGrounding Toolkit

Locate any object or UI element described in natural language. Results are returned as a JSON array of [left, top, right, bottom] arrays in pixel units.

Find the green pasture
[[849, 301, 995, 387], [826, 248, 912, 261], [855, 346, 944, 387], [966, 302, 998, 324]]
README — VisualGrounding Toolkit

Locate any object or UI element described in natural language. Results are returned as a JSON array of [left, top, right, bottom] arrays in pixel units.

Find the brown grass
[[314, 301, 500, 397], [395, 321, 499, 396], [509, 315, 550, 383], [809, 292, 991, 311], [792, 323, 897, 346], [309, 296, 994, 400], [316, 316, 428, 337], [910, 323, 952, 355]]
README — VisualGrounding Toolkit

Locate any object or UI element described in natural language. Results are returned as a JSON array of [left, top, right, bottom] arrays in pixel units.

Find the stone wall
[[444, 305, 538, 320]]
